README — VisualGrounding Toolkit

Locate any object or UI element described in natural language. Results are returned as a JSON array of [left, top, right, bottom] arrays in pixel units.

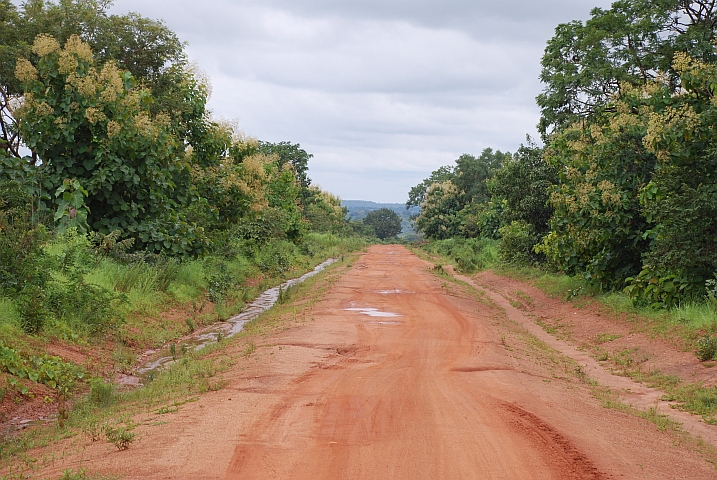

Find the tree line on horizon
[[408, 0, 717, 309]]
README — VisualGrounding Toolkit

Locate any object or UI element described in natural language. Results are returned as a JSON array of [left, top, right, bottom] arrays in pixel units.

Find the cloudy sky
[[107, 0, 612, 203]]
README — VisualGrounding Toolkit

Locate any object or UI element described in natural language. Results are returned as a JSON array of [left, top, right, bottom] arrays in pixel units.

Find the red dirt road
[[28, 245, 717, 479]]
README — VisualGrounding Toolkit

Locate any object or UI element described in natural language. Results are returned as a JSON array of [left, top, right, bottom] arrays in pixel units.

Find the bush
[[425, 237, 498, 273], [697, 336, 717, 362], [89, 378, 115, 406], [498, 221, 540, 267], [0, 180, 49, 295]]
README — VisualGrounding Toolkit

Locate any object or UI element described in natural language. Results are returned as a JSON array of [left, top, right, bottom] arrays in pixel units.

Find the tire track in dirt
[[448, 267, 717, 447], [224, 246, 614, 479]]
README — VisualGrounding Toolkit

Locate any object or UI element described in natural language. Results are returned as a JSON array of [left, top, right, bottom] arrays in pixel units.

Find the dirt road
[[31, 245, 717, 479]]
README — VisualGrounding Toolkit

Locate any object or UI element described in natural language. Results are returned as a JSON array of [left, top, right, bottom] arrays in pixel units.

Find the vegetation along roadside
[[0, 0, 374, 466]]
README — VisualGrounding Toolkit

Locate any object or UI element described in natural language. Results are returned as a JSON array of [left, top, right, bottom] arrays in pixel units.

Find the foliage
[[452, 149, 508, 205], [406, 165, 454, 209], [53, 178, 90, 233], [413, 181, 462, 239], [258, 140, 312, 193], [637, 53, 717, 288], [89, 378, 115, 407], [1, 0, 185, 159], [363, 208, 402, 240], [536, 0, 717, 137], [103, 424, 135, 450], [423, 237, 498, 273], [302, 188, 349, 234], [0, 178, 48, 295], [490, 140, 556, 234], [0, 342, 85, 394], [410, 149, 508, 240], [456, 200, 504, 240], [696, 335, 717, 361], [498, 221, 542, 267], [537, 92, 654, 290], [14, 34, 207, 255], [624, 266, 694, 308]]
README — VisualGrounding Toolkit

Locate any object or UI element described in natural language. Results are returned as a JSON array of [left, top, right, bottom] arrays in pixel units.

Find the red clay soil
[[472, 270, 717, 386], [23, 246, 717, 479]]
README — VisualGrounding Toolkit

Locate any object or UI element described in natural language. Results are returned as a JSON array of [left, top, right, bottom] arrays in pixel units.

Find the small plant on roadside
[[58, 468, 90, 480], [89, 379, 114, 406], [242, 341, 256, 357], [103, 425, 135, 450], [207, 264, 235, 304], [696, 335, 717, 361], [82, 421, 102, 442], [185, 317, 196, 333]]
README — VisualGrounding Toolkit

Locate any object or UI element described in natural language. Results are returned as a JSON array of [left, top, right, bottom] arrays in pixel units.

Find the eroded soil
[[17, 246, 717, 479]]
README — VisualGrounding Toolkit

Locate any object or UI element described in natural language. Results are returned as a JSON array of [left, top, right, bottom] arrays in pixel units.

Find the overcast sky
[[105, 0, 612, 203]]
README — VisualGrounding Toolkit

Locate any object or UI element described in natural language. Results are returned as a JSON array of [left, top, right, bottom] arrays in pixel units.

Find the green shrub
[[0, 343, 85, 394], [697, 336, 717, 362], [624, 266, 694, 309], [424, 237, 498, 273], [498, 221, 540, 267], [103, 425, 135, 450], [0, 180, 49, 296], [89, 379, 115, 406]]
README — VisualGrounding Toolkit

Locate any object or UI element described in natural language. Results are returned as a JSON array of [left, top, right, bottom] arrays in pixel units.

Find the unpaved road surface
[[30, 246, 717, 479]]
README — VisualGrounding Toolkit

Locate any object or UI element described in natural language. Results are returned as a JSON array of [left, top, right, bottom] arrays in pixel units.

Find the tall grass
[[423, 238, 498, 273], [500, 264, 717, 339]]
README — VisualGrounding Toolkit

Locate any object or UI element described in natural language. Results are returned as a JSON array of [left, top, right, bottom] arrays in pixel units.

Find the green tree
[[363, 208, 402, 240], [536, 91, 655, 290], [537, 0, 717, 137], [490, 140, 556, 235], [258, 141, 312, 193], [1, 0, 186, 159], [15, 34, 207, 255], [408, 149, 507, 239], [413, 181, 462, 240], [406, 165, 454, 209], [453, 149, 508, 205]]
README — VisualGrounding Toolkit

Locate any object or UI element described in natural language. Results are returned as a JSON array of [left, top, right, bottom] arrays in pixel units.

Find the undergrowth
[[0, 249, 362, 476]]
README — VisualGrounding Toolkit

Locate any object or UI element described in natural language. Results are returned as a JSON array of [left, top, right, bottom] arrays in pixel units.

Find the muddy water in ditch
[[130, 259, 338, 383]]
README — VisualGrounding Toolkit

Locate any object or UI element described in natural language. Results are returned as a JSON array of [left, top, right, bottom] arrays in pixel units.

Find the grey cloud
[[102, 0, 611, 202]]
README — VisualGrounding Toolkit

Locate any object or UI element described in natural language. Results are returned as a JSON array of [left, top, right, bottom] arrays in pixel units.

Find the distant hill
[[342, 200, 421, 238]]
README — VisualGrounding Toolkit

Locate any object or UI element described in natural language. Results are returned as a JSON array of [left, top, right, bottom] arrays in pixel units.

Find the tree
[[537, 0, 717, 138], [406, 165, 454, 209], [453, 149, 508, 205], [408, 148, 508, 239], [363, 208, 402, 240], [14, 34, 208, 255], [490, 139, 556, 235], [1, 0, 187, 159], [257, 141, 312, 193]]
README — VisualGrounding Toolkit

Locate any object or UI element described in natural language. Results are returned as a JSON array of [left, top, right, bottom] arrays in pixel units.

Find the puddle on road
[[344, 307, 402, 318], [376, 289, 415, 295], [133, 258, 338, 382]]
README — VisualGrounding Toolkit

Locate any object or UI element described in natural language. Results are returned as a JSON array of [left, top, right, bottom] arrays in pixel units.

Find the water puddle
[[344, 307, 402, 318], [372, 321, 402, 325], [133, 258, 338, 382], [376, 289, 415, 295]]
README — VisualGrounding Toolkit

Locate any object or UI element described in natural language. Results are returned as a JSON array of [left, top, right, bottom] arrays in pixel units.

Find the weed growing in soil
[[103, 425, 135, 450], [56, 469, 117, 480], [696, 336, 717, 361]]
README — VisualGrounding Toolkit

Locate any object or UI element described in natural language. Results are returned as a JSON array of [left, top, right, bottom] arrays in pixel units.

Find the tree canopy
[[363, 208, 402, 240]]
